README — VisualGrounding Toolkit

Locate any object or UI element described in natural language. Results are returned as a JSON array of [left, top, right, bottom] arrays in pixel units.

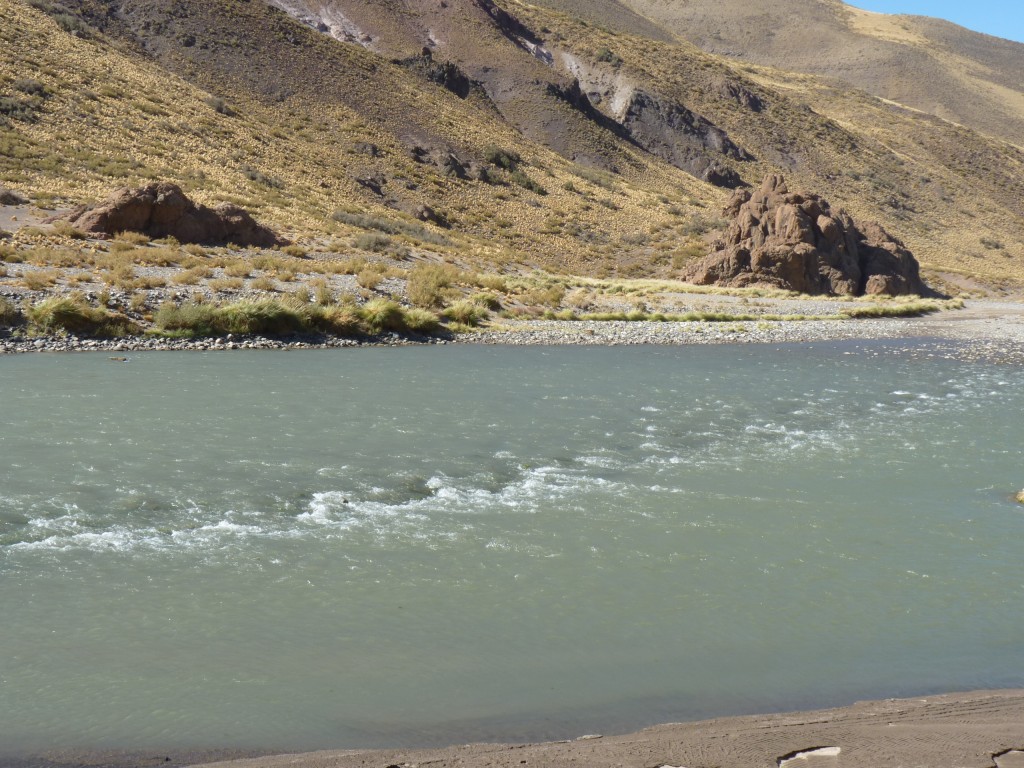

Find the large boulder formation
[[683, 175, 927, 296], [63, 183, 285, 247]]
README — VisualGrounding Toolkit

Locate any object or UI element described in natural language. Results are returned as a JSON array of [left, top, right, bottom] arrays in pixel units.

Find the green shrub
[[509, 169, 547, 195], [205, 96, 236, 117], [595, 47, 623, 67], [13, 79, 49, 97], [356, 268, 382, 290], [841, 301, 943, 319], [401, 307, 440, 333], [470, 292, 501, 311], [27, 296, 138, 336], [21, 269, 59, 290], [354, 233, 391, 253], [313, 305, 363, 336], [482, 145, 521, 170], [332, 210, 449, 246], [407, 263, 461, 307], [241, 164, 283, 189], [442, 300, 488, 326], [155, 300, 306, 336], [154, 301, 218, 336], [215, 300, 306, 335], [0, 96, 41, 122], [359, 299, 406, 334], [0, 297, 24, 327], [472, 273, 508, 292], [519, 283, 565, 308], [114, 230, 150, 245], [52, 220, 88, 239]]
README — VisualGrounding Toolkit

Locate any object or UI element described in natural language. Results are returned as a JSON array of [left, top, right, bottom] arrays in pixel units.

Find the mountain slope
[[603, 0, 1024, 148], [1, 0, 1023, 286]]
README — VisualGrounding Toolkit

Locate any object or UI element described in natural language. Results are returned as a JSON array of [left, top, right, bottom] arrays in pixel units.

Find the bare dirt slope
[[188, 689, 1024, 768]]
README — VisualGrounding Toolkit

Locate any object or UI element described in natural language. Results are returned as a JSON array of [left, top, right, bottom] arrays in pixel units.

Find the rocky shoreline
[[4, 300, 1024, 364]]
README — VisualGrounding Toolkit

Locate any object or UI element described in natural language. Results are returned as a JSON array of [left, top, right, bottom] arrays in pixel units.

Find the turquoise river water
[[1, 343, 1023, 756]]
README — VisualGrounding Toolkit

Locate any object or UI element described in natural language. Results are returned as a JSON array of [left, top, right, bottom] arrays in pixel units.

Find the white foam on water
[[4, 461, 630, 556], [302, 465, 627, 537], [577, 454, 622, 469]]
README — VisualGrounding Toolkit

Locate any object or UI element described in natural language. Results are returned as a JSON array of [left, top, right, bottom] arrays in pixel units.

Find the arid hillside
[[602, 0, 1024, 148], [1, 0, 1023, 287]]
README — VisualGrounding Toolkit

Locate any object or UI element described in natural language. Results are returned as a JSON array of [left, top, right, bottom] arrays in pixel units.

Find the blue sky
[[847, 1, 1024, 43]]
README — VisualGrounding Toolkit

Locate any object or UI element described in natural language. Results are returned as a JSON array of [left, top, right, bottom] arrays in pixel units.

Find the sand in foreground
[[188, 689, 1024, 768]]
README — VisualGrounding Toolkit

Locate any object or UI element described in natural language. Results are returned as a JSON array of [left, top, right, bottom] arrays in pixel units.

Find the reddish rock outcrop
[[63, 183, 285, 247], [683, 175, 927, 296]]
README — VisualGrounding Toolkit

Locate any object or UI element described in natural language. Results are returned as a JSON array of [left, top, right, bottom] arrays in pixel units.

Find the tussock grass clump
[[153, 298, 439, 340], [223, 261, 252, 278], [840, 299, 956, 318], [442, 300, 488, 326], [471, 273, 508, 292], [154, 300, 305, 337], [215, 300, 306, 335], [209, 277, 245, 292], [173, 266, 211, 285], [518, 283, 566, 308], [21, 269, 60, 290], [470, 292, 502, 311], [353, 233, 392, 253], [27, 296, 138, 336], [407, 262, 462, 308], [310, 278, 334, 306], [153, 301, 218, 337], [314, 304, 363, 336], [0, 297, 24, 327], [51, 220, 88, 240], [356, 269, 382, 290], [113, 231, 150, 246], [359, 299, 406, 334], [250, 276, 277, 292], [401, 307, 440, 333]]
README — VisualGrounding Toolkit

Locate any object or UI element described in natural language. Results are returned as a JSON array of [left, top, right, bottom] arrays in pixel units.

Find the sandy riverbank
[[177, 689, 1024, 768]]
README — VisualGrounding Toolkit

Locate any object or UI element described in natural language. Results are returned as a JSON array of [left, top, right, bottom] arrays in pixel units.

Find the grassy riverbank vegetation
[[0, 238, 964, 341]]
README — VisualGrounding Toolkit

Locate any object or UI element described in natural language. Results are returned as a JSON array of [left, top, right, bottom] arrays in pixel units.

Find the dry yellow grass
[[0, 0, 1020, 288]]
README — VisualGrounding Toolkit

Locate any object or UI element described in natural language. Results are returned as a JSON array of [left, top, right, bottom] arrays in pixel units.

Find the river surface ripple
[[1, 342, 1023, 754]]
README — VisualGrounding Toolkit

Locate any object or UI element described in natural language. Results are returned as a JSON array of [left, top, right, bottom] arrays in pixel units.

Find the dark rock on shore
[[61, 182, 286, 247], [0, 187, 27, 205], [684, 174, 927, 296]]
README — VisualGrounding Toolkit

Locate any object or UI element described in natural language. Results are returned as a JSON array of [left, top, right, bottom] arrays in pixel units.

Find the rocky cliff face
[[683, 175, 927, 296]]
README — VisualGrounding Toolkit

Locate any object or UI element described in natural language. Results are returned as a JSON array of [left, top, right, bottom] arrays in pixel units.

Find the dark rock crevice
[[396, 54, 485, 101], [616, 88, 751, 187]]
